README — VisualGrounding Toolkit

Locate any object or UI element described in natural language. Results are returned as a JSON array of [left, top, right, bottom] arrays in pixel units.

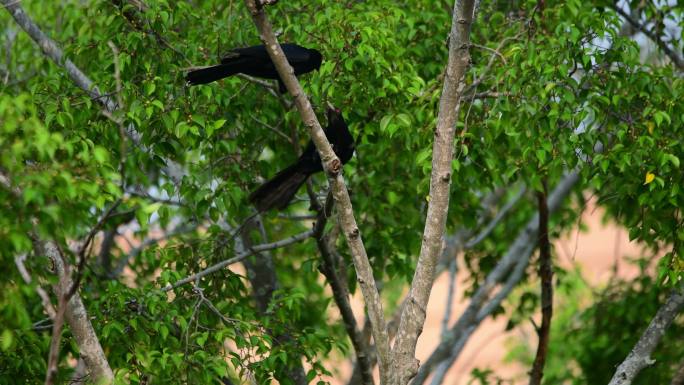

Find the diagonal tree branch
[[670, 358, 684, 385], [392, 1, 476, 383], [608, 283, 684, 385], [0, 0, 184, 184], [14, 253, 56, 319], [111, 223, 198, 278], [611, 4, 684, 70], [161, 228, 315, 292], [412, 171, 580, 385], [0, 0, 116, 110], [429, 241, 536, 385], [354, 193, 502, 385], [242, 0, 391, 381], [313, 193, 374, 385]]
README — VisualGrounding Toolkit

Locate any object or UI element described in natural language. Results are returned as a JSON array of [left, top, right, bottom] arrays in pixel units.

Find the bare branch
[[392, 2, 477, 383], [611, 4, 684, 70], [111, 223, 198, 277], [429, 241, 535, 385], [1, 0, 116, 109], [528, 184, 553, 385], [162, 228, 314, 292], [250, 114, 292, 144], [45, 287, 68, 385], [671, 358, 684, 385], [14, 254, 56, 319], [313, 193, 374, 385], [441, 258, 458, 336], [242, 0, 391, 380], [412, 171, 580, 385], [464, 185, 526, 249], [349, 185, 517, 385], [434, 187, 508, 274], [608, 283, 684, 385]]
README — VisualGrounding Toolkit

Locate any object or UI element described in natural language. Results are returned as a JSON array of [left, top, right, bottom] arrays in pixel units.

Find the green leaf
[[207, 119, 227, 137], [654, 111, 671, 127], [1, 329, 13, 351], [380, 114, 393, 132], [663, 154, 680, 168], [145, 82, 156, 96], [395, 113, 411, 127]]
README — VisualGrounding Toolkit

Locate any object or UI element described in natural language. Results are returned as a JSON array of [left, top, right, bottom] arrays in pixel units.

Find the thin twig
[[111, 223, 199, 277], [250, 114, 292, 144], [14, 254, 56, 319], [69, 199, 122, 298], [238, 73, 278, 92], [162, 229, 314, 291], [110, 0, 193, 66], [471, 43, 507, 64], [277, 213, 317, 220], [465, 91, 512, 100]]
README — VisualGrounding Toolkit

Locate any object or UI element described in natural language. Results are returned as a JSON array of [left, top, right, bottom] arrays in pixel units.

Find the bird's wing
[[220, 44, 313, 65], [280, 44, 315, 64], [220, 45, 269, 63]]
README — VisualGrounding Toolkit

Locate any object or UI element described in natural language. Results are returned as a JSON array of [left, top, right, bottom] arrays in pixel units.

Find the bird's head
[[325, 102, 343, 124]]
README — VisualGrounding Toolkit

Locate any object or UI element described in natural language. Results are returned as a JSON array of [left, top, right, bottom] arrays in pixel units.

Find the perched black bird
[[186, 43, 322, 92], [249, 107, 354, 212]]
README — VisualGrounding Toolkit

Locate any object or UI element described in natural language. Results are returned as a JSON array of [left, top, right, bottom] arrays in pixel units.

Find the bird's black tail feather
[[186, 63, 242, 85], [249, 163, 309, 212]]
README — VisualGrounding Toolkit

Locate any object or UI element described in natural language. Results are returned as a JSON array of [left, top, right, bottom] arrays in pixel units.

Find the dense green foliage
[[0, 0, 682, 384]]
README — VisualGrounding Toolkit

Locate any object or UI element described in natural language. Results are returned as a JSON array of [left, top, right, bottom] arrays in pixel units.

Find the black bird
[[186, 43, 322, 93], [249, 107, 354, 212]]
